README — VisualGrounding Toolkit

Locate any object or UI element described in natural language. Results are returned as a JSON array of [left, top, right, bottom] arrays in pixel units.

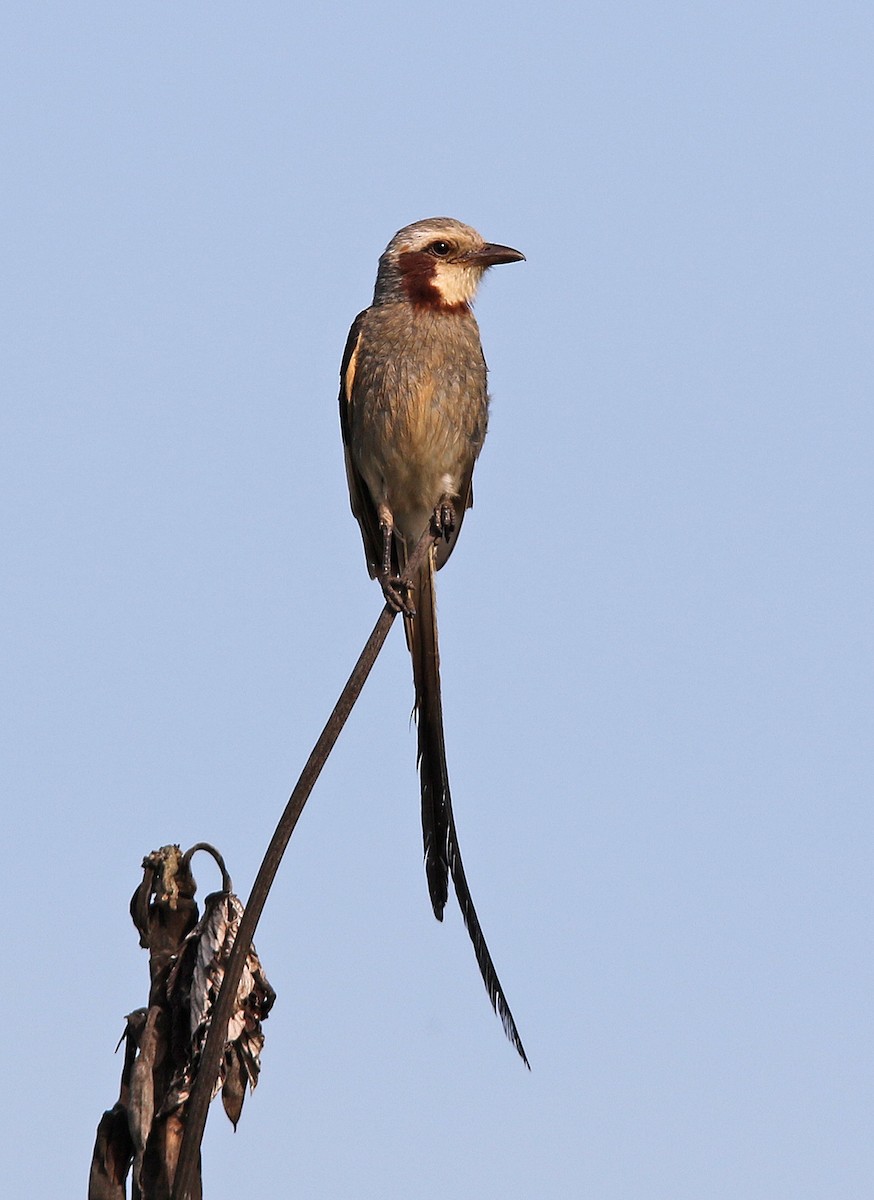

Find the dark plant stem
[[172, 530, 436, 1200]]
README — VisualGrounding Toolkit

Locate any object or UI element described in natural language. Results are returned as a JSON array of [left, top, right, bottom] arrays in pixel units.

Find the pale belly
[[358, 397, 473, 542], [353, 336, 487, 543]]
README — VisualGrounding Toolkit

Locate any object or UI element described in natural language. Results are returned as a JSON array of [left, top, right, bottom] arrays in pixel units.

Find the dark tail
[[406, 550, 529, 1067], [406, 548, 450, 919]]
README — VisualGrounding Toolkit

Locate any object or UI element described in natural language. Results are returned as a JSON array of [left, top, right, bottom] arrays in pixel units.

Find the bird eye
[[429, 240, 452, 257]]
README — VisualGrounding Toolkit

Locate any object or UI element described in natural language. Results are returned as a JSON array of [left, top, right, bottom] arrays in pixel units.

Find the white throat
[[431, 262, 483, 307]]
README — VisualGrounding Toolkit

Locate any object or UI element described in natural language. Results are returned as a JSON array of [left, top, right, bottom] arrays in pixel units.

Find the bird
[[338, 217, 528, 1064]]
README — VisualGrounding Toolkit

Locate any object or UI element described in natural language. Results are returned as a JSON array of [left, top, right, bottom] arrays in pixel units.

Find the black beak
[[467, 242, 526, 267]]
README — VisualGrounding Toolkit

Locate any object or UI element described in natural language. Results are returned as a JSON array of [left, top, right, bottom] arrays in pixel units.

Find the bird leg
[[377, 506, 416, 616], [431, 495, 457, 542]]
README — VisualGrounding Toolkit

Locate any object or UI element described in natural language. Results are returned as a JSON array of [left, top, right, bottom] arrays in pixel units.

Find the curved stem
[[180, 843, 233, 895], [172, 529, 437, 1200]]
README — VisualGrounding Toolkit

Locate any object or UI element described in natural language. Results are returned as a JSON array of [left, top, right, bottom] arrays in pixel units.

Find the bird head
[[373, 217, 525, 311]]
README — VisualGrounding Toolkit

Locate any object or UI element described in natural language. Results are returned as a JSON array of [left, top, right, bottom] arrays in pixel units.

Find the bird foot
[[431, 497, 456, 542], [379, 574, 416, 617]]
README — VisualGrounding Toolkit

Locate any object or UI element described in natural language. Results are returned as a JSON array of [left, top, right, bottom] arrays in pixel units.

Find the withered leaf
[[221, 1045, 247, 1129], [88, 1105, 133, 1200], [164, 891, 274, 1125]]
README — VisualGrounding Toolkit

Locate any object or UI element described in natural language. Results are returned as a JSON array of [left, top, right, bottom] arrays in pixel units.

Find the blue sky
[[3, 3, 872, 1197]]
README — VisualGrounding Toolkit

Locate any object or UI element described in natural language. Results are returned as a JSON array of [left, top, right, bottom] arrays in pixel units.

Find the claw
[[380, 573, 416, 617], [432, 497, 457, 541]]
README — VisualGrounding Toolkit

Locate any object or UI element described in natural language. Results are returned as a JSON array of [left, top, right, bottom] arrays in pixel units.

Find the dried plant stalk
[[89, 845, 273, 1200]]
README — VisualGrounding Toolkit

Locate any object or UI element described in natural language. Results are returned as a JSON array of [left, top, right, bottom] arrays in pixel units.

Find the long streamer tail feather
[[406, 548, 450, 919], [447, 807, 529, 1067], [406, 548, 529, 1066]]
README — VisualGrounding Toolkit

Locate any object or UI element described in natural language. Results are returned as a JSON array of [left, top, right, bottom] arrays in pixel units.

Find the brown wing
[[339, 310, 382, 578], [433, 468, 475, 572]]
